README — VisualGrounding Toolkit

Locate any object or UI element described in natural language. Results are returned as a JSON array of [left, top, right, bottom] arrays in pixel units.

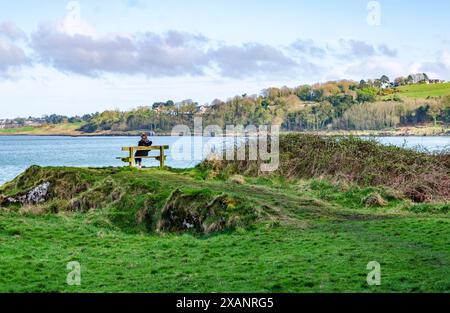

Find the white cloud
[[208, 43, 299, 78], [343, 56, 405, 80], [0, 29, 29, 79], [31, 26, 211, 77], [440, 50, 450, 67], [378, 44, 397, 57], [30, 9, 299, 79], [291, 39, 326, 58], [337, 39, 376, 58], [0, 2, 443, 102], [0, 22, 27, 41], [411, 49, 450, 79]]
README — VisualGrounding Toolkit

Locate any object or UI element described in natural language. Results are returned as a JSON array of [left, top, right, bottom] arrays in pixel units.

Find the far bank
[[1, 123, 449, 137]]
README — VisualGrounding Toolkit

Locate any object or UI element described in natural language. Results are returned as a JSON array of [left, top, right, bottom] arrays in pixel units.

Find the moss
[[70, 177, 124, 212], [157, 188, 256, 234]]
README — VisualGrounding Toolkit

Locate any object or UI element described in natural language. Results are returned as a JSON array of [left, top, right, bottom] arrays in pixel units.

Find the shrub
[[200, 134, 450, 202]]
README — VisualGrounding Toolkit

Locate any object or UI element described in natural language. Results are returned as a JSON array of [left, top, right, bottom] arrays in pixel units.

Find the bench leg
[[160, 147, 165, 168], [129, 149, 134, 168]]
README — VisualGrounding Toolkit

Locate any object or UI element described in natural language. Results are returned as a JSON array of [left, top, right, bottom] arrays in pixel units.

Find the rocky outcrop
[[4, 182, 51, 205], [363, 192, 387, 207], [0, 167, 258, 234], [157, 189, 256, 234]]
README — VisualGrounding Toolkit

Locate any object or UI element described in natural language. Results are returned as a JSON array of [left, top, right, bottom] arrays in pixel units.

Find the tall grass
[[200, 134, 450, 202]]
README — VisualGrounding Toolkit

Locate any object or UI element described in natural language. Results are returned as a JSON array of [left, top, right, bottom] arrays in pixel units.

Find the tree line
[[13, 74, 449, 133]]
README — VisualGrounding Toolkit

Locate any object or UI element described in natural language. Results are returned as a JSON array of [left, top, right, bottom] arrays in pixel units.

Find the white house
[[380, 82, 390, 89], [196, 105, 208, 115]]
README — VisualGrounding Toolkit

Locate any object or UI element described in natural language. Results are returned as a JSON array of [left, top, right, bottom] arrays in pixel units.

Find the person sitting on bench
[[135, 133, 152, 168]]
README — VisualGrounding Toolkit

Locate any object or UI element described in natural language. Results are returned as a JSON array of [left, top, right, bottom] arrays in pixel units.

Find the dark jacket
[[135, 139, 152, 158]]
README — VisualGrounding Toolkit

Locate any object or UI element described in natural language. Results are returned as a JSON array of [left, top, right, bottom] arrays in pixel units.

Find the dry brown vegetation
[[200, 134, 450, 203]]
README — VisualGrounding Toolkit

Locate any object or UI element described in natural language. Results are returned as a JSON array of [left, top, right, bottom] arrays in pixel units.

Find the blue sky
[[0, 0, 449, 118]]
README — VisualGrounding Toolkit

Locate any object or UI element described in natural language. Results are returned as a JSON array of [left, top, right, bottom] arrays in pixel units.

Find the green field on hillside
[[0, 122, 84, 135], [397, 82, 450, 99]]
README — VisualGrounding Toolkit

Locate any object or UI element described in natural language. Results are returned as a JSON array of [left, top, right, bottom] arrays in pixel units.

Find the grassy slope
[[0, 122, 85, 136], [0, 168, 449, 292], [397, 82, 450, 99], [2, 84, 450, 137]]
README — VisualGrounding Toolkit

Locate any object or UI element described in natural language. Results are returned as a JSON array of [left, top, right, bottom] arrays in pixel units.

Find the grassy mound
[[0, 165, 99, 202], [200, 134, 450, 202], [157, 189, 256, 234], [0, 166, 257, 234]]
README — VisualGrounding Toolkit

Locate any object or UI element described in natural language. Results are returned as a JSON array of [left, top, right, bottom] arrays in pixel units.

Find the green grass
[[397, 82, 450, 99], [1, 213, 448, 292], [0, 122, 85, 135], [0, 167, 449, 292], [0, 126, 36, 134]]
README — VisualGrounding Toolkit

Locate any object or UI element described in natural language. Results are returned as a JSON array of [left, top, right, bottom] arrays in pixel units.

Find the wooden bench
[[117, 145, 169, 168]]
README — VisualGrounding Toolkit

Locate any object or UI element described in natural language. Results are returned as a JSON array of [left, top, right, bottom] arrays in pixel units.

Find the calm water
[[0, 135, 449, 186]]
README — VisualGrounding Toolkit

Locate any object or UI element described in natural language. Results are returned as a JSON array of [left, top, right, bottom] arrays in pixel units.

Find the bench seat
[[119, 145, 169, 168], [116, 156, 167, 161]]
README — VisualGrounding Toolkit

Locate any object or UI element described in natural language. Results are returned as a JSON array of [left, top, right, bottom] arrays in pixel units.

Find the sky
[[0, 0, 449, 118]]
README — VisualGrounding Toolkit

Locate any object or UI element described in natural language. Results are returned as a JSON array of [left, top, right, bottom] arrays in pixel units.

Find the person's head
[[141, 133, 148, 140]]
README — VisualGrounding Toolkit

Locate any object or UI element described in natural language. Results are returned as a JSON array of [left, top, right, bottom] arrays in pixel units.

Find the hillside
[[2, 76, 450, 137], [0, 122, 85, 136], [0, 135, 449, 292], [397, 82, 450, 99]]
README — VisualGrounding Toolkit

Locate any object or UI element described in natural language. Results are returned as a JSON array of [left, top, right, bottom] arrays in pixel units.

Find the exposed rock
[[26, 182, 51, 204], [229, 175, 245, 185], [2, 182, 51, 205], [363, 192, 387, 207]]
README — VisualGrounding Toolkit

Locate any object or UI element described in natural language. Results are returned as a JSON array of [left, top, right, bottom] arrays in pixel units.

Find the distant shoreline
[[0, 129, 449, 137]]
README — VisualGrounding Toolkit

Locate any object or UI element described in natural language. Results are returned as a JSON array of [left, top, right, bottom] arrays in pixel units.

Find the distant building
[[196, 105, 208, 115], [380, 82, 390, 89], [23, 120, 42, 127], [0, 120, 19, 129]]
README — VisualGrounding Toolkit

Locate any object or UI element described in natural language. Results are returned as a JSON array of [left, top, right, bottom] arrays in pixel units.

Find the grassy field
[[0, 122, 85, 136], [397, 82, 450, 99], [0, 165, 449, 292]]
